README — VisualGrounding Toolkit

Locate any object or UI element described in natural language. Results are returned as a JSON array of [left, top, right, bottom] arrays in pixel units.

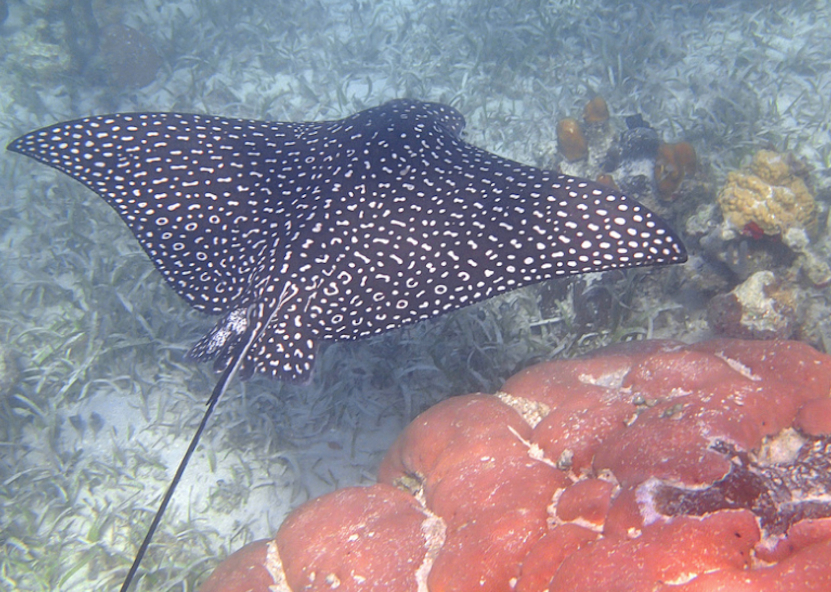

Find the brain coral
[[200, 339, 831, 592], [717, 149, 817, 236]]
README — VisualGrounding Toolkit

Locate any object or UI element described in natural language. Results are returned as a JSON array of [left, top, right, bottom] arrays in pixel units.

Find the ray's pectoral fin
[[189, 281, 319, 383]]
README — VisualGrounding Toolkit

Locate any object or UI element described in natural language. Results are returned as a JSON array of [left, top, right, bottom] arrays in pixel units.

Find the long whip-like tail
[[118, 293, 287, 592]]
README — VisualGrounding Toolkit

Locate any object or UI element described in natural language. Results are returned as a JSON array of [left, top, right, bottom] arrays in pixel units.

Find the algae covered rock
[[706, 270, 798, 340]]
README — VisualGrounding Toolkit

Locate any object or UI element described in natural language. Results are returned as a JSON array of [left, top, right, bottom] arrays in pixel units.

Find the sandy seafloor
[[0, 0, 829, 590]]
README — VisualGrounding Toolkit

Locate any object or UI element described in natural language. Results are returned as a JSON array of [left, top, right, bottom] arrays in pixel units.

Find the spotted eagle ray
[[7, 99, 686, 589]]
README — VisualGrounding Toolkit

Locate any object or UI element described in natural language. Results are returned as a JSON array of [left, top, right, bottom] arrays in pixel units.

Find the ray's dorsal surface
[[7, 99, 686, 590], [8, 99, 685, 384]]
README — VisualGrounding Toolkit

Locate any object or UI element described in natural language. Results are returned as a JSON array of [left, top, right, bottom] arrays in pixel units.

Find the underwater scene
[[1, 0, 830, 590]]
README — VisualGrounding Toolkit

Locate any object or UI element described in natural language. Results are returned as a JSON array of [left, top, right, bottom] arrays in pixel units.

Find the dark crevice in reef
[[651, 437, 831, 537]]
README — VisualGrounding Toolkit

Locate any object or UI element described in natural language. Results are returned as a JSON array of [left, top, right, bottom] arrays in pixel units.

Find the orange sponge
[[556, 117, 588, 161], [583, 96, 610, 124], [655, 141, 696, 199]]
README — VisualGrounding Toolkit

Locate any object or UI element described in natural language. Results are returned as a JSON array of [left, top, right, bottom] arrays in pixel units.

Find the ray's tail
[[119, 302, 269, 592]]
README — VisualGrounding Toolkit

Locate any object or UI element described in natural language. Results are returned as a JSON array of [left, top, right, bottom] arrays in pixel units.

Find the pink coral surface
[[201, 339, 831, 591]]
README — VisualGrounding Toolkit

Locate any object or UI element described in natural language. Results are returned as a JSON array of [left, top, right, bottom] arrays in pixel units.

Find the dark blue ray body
[[7, 99, 686, 382]]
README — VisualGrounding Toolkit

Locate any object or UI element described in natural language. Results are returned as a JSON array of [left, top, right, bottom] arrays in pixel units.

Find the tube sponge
[[556, 117, 588, 161]]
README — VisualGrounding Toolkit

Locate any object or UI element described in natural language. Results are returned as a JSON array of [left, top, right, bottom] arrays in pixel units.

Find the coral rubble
[[200, 339, 831, 592]]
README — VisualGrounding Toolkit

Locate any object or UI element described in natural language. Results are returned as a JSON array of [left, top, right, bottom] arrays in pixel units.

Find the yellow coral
[[751, 149, 792, 185], [717, 150, 816, 236]]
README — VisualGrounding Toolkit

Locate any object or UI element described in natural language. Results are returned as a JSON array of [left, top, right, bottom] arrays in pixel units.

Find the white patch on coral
[[755, 428, 807, 466], [416, 508, 446, 592], [578, 367, 629, 388], [715, 352, 762, 381]]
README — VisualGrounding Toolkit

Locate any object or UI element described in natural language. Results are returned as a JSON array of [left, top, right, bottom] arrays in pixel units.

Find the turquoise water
[[0, 1, 829, 590]]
